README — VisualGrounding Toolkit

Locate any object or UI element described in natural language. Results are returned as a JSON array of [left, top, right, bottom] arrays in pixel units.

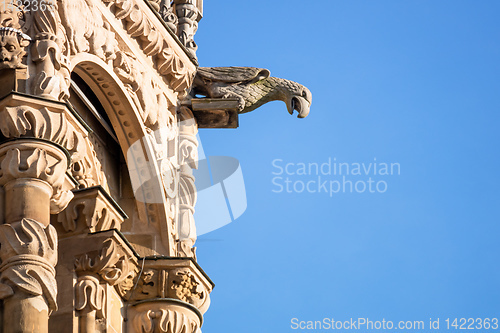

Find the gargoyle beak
[[288, 96, 311, 118]]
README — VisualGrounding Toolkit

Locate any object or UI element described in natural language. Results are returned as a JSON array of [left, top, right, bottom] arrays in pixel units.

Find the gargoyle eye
[[302, 91, 307, 98]]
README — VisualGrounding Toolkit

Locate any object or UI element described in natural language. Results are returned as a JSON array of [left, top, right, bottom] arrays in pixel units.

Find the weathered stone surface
[[193, 66, 312, 118]]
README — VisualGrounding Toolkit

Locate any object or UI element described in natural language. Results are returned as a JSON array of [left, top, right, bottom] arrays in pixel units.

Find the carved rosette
[[0, 218, 58, 312]]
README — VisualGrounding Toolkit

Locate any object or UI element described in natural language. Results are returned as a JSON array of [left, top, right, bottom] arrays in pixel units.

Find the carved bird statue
[[192, 67, 312, 118]]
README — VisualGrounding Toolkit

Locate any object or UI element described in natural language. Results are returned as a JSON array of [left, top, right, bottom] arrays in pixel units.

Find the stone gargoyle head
[[0, 27, 31, 70]]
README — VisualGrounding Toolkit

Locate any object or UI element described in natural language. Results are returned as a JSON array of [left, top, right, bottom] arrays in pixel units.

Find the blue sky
[[193, 1, 500, 332]]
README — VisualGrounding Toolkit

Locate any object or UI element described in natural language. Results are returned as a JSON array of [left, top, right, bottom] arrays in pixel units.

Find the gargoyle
[[192, 67, 312, 118]]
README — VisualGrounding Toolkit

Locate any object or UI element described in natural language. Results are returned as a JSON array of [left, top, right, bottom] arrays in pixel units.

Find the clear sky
[[193, 1, 500, 332]]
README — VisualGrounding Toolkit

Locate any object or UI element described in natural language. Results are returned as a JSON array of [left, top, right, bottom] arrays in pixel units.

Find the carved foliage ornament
[[74, 237, 138, 313], [102, 0, 194, 91], [74, 238, 136, 287], [75, 274, 105, 318], [134, 309, 199, 333], [0, 105, 86, 161], [31, 4, 71, 100], [56, 187, 124, 234], [128, 268, 206, 310], [0, 218, 58, 312], [0, 141, 73, 212]]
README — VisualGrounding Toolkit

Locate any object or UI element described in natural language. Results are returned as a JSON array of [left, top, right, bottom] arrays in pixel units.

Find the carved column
[[173, 0, 202, 57], [0, 93, 85, 333], [74, 237, 136, 333], [0, 139, 68, 333]]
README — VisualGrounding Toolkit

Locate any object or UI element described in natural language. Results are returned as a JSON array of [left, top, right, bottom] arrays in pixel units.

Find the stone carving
[[113, 51, 167, 127], [126, 266, 208, 312], [159, 0, 178, 33], [71, 137, 108, 189], [177, 107, 198, 258], [0, 218, 58, 312], [75, 238, 136, 287], [58, 0, 117, 62], [0, 27, 30, 69], [0, 5, 28, 31], [193, 67, 312, 118], [172, 0, 201, 57], [74, 237, 136, 332], [170, 269, 204, 306], [56, 186, 126, 234], [133, 308, 199, 333], [0, 141, 72, 212], [31, 6, 71, 100], [0, 105, 86, 160], [75, 274, 105, 318], [103, 0, 194, 92]]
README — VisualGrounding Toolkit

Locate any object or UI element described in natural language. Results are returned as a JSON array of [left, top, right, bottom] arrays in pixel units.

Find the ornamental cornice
[[80, 0, 197, 94]]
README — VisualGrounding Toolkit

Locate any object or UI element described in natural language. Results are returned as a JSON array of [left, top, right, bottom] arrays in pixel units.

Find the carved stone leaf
[[135, 310, 154, 333], [75, 276, 105, 314], [133, 309, 198, 333], [0, 219, 58, 311]]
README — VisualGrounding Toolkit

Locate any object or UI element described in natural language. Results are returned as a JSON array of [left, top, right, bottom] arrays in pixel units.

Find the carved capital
[[55, 186, 127, 236], [125, 259, 212, 315], [0, 139, 73, 213], [73, 237, 136, 323], [0, 99, 87, 161], [75, 238, 136, 286], [0, 218, 58, 312], [61, 231, 139, 303], [0, 94, 91, 212]]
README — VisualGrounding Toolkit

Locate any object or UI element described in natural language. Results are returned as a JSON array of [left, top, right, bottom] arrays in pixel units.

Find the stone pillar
[[0, 139, 69, 333], [0, 92, 86, 332]]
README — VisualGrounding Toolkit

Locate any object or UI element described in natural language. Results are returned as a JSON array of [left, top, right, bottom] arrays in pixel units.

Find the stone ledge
[[190, 98, 239, 128]]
